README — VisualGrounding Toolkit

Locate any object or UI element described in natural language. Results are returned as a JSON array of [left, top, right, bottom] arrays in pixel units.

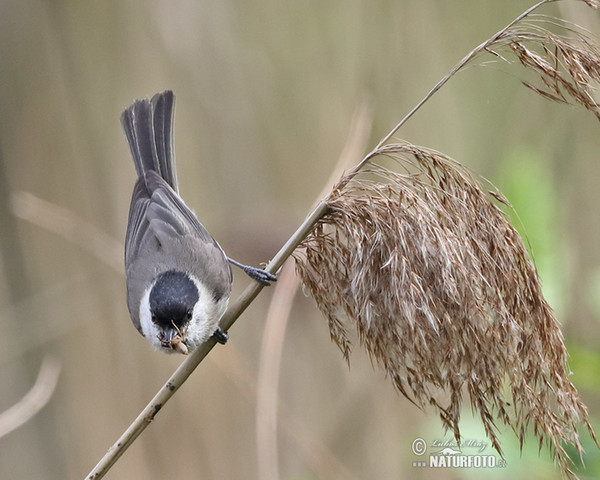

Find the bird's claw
[[242, 265, 278, 285], [227, 257, 278, 285]]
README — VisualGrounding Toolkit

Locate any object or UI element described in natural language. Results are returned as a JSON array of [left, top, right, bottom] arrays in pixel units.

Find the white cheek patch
[[139, 284, 163, 351], [184, 276, 230, 349]]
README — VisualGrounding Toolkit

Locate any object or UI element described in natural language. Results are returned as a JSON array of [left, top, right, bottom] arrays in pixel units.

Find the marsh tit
[[121, 90, 276, 354]]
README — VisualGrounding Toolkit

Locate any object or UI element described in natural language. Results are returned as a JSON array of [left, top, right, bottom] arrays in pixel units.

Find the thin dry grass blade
[[294, 143, 596, 479]]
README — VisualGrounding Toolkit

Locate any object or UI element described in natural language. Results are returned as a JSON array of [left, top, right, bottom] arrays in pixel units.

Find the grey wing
[[125, 171, 232, 281], [144, 171, 224, 246], [125, 178, 152, 269]]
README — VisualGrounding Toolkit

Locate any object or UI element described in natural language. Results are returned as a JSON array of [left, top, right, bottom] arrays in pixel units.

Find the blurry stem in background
[[85, 1, 560, 478], [255, 263, 297, 480], [11, 191, 124, 275], [0, 356, 61, 439], [256, 100, 373, 480]]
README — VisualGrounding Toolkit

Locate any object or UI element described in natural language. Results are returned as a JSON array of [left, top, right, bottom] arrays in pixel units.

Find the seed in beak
[[171, 336, 188, 355]]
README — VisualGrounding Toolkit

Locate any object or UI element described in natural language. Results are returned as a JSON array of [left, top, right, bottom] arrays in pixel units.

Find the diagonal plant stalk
[[85, 204, 327, 479], [356, 0, 554, 173], [85, 0, 589, 477]]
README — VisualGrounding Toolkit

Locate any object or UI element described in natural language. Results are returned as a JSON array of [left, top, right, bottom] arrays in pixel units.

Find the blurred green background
[[0, 1, 598, 479]]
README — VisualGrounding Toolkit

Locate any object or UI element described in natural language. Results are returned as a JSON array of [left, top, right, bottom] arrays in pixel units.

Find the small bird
[[121, 90, 276, 354]]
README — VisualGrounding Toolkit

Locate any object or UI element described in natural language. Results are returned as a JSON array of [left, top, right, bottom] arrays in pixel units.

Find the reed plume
[[295, 10, 600, 478], [492, 17, 600, 119], [294, 144, 596, 477]]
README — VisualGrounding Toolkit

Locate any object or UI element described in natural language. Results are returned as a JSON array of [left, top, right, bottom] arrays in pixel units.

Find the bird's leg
[[227, 257, 277, 285]]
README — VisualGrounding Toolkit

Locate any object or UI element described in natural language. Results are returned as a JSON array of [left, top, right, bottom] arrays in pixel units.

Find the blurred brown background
[[0, 1, 599, 479]]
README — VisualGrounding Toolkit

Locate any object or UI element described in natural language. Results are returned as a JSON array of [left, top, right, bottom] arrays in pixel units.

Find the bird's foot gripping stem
[[227, 258, 278, 285]]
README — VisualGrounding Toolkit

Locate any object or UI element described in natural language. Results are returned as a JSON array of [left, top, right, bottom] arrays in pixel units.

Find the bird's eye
[[186, 311, 192, 320], [151, 314, 157, 322]]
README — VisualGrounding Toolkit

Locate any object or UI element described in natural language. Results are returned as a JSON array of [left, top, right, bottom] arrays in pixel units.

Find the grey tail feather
[[120, 90, 178, 192]]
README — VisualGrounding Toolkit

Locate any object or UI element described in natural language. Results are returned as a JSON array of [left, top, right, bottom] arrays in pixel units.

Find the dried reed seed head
[[492, 20, 600, 119], [294, 144, 596, 479]]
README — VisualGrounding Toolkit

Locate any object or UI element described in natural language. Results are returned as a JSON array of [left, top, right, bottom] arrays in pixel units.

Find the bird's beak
[[165, 327, 177, 344], [160, 327, 177, 349]]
